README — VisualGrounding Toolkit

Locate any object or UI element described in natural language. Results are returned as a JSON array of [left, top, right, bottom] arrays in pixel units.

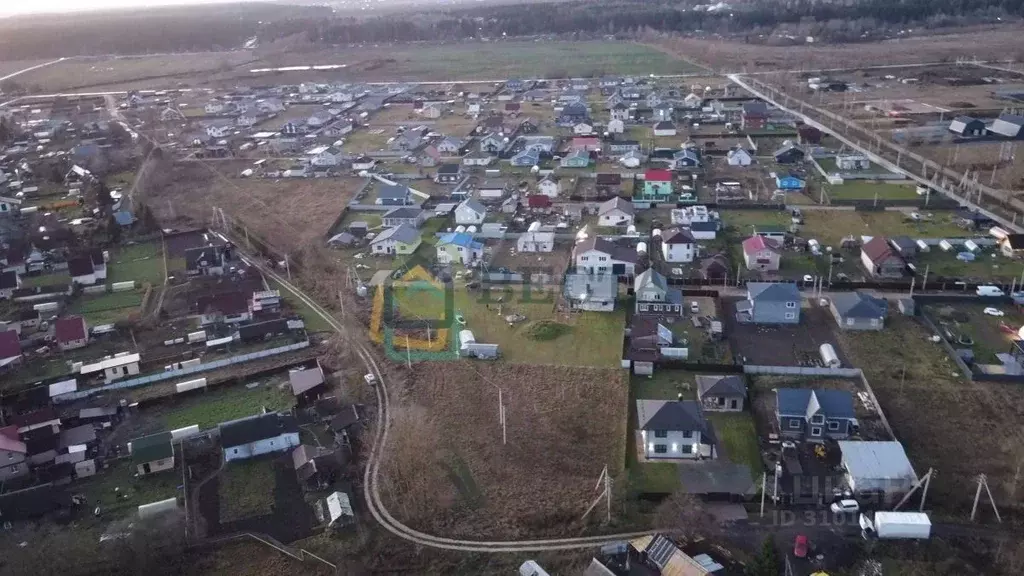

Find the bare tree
[[653, 491, 719, 542]]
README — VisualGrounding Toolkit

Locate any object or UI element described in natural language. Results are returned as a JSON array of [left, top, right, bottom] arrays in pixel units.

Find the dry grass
[[15, 52, 256, 92], [380, 363, 629, 539], [837, 314, 1024, 520]]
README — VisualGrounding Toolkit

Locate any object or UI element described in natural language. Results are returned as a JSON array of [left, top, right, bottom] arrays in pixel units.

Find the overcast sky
[[0, 0, 254, 17]]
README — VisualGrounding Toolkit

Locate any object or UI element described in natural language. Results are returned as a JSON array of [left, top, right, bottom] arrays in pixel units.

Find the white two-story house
[[660, 228, 695, 263], [636, 399, 717, 460], [574, 237, 638, 276]]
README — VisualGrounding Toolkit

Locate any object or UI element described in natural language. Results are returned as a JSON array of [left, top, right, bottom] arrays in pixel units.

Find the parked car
[[690, 302, 700, 314], [830, 499, 860, 515], [983, 307, 1005, 317], [793, 534, 808, 558]]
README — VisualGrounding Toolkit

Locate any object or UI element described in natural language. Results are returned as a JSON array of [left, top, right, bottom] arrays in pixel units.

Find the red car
[[793, 534, 808, 558]]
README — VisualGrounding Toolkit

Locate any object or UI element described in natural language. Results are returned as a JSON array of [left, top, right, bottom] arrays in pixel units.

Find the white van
[[976, 286, 1005, 297]]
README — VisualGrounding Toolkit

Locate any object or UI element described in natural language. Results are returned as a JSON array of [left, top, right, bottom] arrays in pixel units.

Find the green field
[[107, 242, 165, 286], [160, 381, 295, 431], [913, 249, 1024, 281], [68, 289, 145, 324], [345, 41, 701, 79], [268, 279, 334, 333], [219, 459, 277, 523], [706, 412, 763, 480], [20, 272, 70, 288], [824, 181, 919, 201], [79, 456, 180, 520]]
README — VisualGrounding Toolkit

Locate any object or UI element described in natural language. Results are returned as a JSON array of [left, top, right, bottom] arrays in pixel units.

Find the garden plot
[[923, 303, 1024, 365], [911, 247, 1024, 282], [724, 301, 847, 367], [107, 242, 165, 286], [146, 378, 295, 431]]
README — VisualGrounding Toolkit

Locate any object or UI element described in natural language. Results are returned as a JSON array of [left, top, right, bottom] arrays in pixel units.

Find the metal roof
[[839, 441, 917, 489]]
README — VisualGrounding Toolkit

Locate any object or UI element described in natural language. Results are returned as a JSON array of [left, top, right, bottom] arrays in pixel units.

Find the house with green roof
[[130, 432, 174, 476]]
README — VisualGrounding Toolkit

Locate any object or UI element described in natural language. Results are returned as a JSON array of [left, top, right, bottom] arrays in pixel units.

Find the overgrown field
[[837, 314, 1024, 521], [380, 364, 629, 539]]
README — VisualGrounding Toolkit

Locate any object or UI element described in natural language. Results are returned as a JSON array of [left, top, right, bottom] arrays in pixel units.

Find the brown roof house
[[860, 237, 905, 279], [55, 316, 89, 351], [292, 444, 345, 489]]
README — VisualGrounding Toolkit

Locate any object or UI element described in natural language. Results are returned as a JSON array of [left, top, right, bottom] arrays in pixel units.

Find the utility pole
[[922, 264, 929, 292], [760, 473, 767, 517], [971, 474, 1003, 523], [581, 464, 611, 525]]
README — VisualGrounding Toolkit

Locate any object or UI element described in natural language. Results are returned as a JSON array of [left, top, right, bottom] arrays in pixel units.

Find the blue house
[[220, 412, 301, 462], [113, 210, 135, 227], [560, 149, 590, 168], [775, 175, 805, 190], [672, 149, 701, 169], [511, 148, 540, 167], [775, 388, 856, 442], [736, 282, 801, 324]]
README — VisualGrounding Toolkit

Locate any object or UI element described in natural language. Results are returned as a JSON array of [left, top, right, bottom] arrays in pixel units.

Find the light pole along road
[[232, 245, 654, 552]]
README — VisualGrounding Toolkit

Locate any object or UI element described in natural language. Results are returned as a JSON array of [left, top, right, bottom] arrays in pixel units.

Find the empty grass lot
[[913, 249, 1024, 281], [706, 412, 763, 479], [219, 459, 277, 523], [107, 242, 165, 286], [68, 289, 144, 325], [159, 381, 295, 431], [268, 279, 334, 333], [79, 457, 179, 520], [824, 181, 919, 201]]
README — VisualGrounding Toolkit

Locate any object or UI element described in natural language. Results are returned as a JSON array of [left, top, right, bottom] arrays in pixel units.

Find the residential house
[[661, 228, 696, 263], [629, 317, 689, 372], [797, 125, 824, 145], [653, 102, 674, 122], [634, 269, 683, 315], [595, 173, 622, 195], [683, 92, 704, 109], [517, 230, 555, 253], [636, 399, 716, 460], [204, 101, 226, 114], [68, 256, 97, 285], [742, 235, 781, 272], [0, 427, 28, 481], [376, 184, 412, 206], [307, 110, 333, 128], [773, 143, 805, 164], [220, 412, 301, 462], [988, 113, 1024, 139], [830, 291, 888, 331], [741, 101, 769, 130], [775, 175, 805, 190], [571, 136, 602, 152], [526, 195, 552, 211], [436, 232, 484, 265], [836, 154, 871, 170], [563, 272, 617, 312], [573, 122, 594, 135], [505, 78, 525, 91], [737, 282, 801, 324], [574, 237, 639, 276], [860, 237, 905, 279], [467, 102, 481, 115], [454, 198, 487, 225], [696, 375, 746, 412], [557, 102, 589, 126], [0, 270, 20, 299], [699, 254, 730, 282], [370, 224, 421, 256], [421, 104, 441, 119], [478, 134, 505, 154], [197, 291, 251, 326], [0, 196, 21, 218], [204, 120, 234, 139], [560, 148, 590, 168], [310, 146, 343, 167], [642, 169, 673, 200], [289, 364, 326, 396], [726, 147, 753, 166], [236, 114, 259, 128], [597, 197, 634, 228], [184, 244, 231, 276], [620, 151, 643, 168], [420, 145, 440, 167], [130, 432, 174, 475], [653, 121, 677, 137], [1000, 234, 1024, 258], [435, 163, 463, 184], [672, 149, 701, 170], [351, 156, 376, 171], [280, 121, 302, 136], [55, 316, 88, 351], [610, 102, 631, 122], [390, 133, 422, 152], [382, 207, 425, 228], [510, 148, 540, 167], [292, 444, 343, 490], [607, 118, 625, 134], [607, 140, 641, 155], [436, 137, 464, 156], [327, 90, 354, 103], [257, 98, 286, 113], [776, 388, 856, 441]]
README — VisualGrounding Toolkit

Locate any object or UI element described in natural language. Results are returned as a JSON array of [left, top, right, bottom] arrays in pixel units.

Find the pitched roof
[[861, 236, 899, 264], [131, 432, 173, 464], [0, 330, 20, 360], [438, 232, 483, 249], [289, 365, 325, 395], [644, 169, 672, 182], [595, 173, 622, 186], [575, 236, 639, 264], [1005, 234, 1024, 250], [372, 224, 420, 245], [634, 268, 667, 293], [437, 163, 461, 174], [696, 375, 746, 399], [990, 113, 1024, 138], [742, 235, 781, 255], [54, 316, 88, 344], [776, 388, 855, 420], [0, 425, 26, 454], [329, 405, 362, 432], [184, 244, 227, 270], [831, 291, 887, 320], [636, 399, 710, 432], [67, 256, 94, 277], [653, 121, 676, 130], [563, 272, 617, 301], [742, 101, 768, 116], [747, 281, 799, 302], [220, 412, 299, 447], [598, 196, 634, 217], [457, 198, 486, 215], [378, 184, 410, 200], [662, 228, 695, 245], [0, 270, 17, 290], [383, 207, 422, 220]]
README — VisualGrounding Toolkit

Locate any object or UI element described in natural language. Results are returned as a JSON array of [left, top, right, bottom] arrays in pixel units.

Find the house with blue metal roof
[[436, 232, 484, 265], [775, 175, 805, 190], [776, 388, 857, 442]]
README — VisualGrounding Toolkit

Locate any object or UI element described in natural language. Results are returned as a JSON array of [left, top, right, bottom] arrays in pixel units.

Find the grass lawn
[[628, 461, 681, 495], [706, 412, 763, 479], [160, 381, 295, 431], [343, 128, 391, 154], [268, 279, 334, 333], [720, 210, 791, 236], [79, 457, 179, 520], [632, 370, 698, 401], [824, 181, 919, 201], [20, 272, 69, 288], [107, 242, 164, 286], [68, 289, 144, 324], [219, 459, 276, 523], [913, 249, 1023, 281], [857, 210, 973, 240]]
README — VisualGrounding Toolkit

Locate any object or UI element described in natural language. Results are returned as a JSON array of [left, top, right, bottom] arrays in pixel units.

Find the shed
[[838, 441, 918, 503]]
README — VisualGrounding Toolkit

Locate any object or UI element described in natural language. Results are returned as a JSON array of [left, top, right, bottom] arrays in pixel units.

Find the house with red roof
[[0, 330, 21, 370], [570, 136, 602, 152], [641, 169, 674, 200], [742, 235, 781, 272], [860, 236, 905, 279], [55, 316, 89, 351]]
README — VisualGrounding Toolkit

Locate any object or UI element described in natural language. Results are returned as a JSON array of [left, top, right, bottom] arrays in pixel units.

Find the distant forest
[[0, 0, 1021, 59]]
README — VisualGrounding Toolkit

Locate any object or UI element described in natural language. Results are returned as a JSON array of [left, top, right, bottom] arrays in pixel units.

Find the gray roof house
[[634, 269, 683, 315], [375, 184, 412, 206], [988, 113, 1024, 139], [563, 272, 617, 313], [636, 399, 717, 461], [696, 375, 746, 412], [776, 388, 856, 442], [830, 291, 887, 331], [382, 206, 425, 228], [948, 116, 985, 137], [736, 282, 801, 325]]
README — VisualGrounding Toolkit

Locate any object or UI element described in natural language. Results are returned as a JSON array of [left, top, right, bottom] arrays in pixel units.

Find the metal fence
[[55, 340, 311, 402], [743, 365, 862, 377]]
